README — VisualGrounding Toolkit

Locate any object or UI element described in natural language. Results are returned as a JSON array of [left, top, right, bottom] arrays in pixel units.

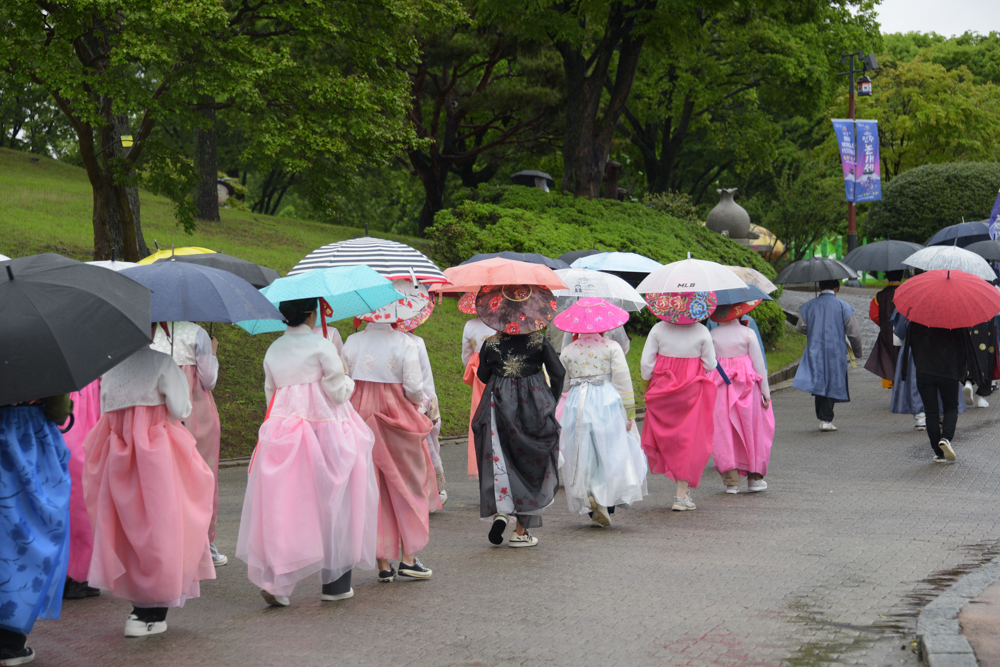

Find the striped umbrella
[[289, 237, 447, 283]]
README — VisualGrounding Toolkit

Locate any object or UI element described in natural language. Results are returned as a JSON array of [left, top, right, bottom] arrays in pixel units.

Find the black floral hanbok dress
[[472, 332, 565, 528]]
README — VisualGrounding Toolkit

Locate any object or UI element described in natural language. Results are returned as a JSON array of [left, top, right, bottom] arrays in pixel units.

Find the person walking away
[[0, 395, 72, 665], [61, 380, 102, 600], [237, 298, 378, 607], [890, 310, 966, 429], [639, 292, 718, 511], [865, 270, 903, 390], [151, 321, 226, 566], [709, 309, 774, 494], [461, 297, 495, 479], [791, 280, 863, 431], [342, 322, 435, 583], [556, 299, 646, 527], [962, 317, 996, 408], [82, 332, 215, 637]]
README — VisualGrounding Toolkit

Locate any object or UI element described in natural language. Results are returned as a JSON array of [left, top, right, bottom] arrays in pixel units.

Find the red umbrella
[[893, 269, 1000, 329]]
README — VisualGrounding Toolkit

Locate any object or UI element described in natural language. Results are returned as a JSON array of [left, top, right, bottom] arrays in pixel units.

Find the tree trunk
[[417, 169, 447, 233], [193, 107, 220, 221], [112, 113, 149, 257]]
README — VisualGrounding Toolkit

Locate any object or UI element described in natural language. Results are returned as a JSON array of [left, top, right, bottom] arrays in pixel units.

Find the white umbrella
[[571, 252, 663, 273], [87, 260, 139, 271], [0, 254, 9, 261], [636, 257, 747, 294], [902, 245, 996, 281], [552, 268, 646, 311], [290, 237, 447, 283], [725, 266, 778, 294], [359, 279, 431, 323]]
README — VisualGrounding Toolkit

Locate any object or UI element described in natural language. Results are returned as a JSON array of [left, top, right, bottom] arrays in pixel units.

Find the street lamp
[[838, 51, 879, 255]]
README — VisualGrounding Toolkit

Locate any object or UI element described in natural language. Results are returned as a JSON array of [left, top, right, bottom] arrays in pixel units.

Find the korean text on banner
[[853, 120, 882, 203], [831, 119, 856, 202]]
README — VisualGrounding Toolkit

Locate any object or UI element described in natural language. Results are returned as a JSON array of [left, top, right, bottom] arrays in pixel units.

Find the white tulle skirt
[[236, 382, 379, 596], [559, 381, 647, 514]]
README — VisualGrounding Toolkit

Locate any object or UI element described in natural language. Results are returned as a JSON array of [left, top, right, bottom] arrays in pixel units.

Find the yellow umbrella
[[138, 246, 216, 265]]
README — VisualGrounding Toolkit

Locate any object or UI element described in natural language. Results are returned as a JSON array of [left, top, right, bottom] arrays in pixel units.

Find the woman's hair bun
[[279, 297, 318, 328]]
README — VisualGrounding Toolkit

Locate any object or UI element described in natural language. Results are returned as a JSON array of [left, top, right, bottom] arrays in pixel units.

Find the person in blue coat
[[791, 280, 863, 431]]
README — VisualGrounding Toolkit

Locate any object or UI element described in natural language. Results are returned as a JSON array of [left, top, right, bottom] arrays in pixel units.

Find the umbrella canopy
[[553, 297, 629, 334], [460, 251, 569, 270], [360, 279, 430, 324], [551, 268, 646, 311], [237, 265, 403, 334], [571, 252, 663, 273], [0, 254, 152, 405], [558, 249, 604, 265], [435, 257, 567, 292], [902, 245, 996, 281], [774, 257, 857, 285], [925, 220, 991, 248], [714, 284, 773, 305], [120, 261, 283, 323], [711, 300, 762, 323], [289, 237, 447, 283], [457, 291, 478, 314], [636, 257, 747, 294], [645, 291, 718, 324], [725, 266, 778, 294], [476, 284, 557, 334], [137, 246, 215, 265], [156, 252, 280, 288], [87, 260, 139, 271], [964, 239, 1000, 262], [0, 253, 9, 261], [893, 269, 1000, 329], [842, 240, 923, 272]]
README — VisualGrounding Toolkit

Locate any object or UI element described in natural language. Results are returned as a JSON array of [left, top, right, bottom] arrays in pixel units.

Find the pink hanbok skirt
[[351, 381, 434, 559], [464, 354, 486, 479], [82, 405, 215, 607], [640, 355, 716, 488], [64, 380, 101, 582], [712, 355, 775, 477], [236, 383, 378, 596], [178, 364, 222, 542]]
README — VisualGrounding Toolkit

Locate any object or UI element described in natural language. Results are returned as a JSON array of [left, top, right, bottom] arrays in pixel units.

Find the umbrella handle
[[716, 362, 732, 385]]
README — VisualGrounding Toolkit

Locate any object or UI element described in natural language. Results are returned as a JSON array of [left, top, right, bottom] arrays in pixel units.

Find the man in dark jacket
[[865, 270, 903, 389]]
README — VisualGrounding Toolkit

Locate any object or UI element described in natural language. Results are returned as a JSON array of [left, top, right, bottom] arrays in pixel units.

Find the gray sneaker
[[210, 542, 228, 566], [938, 438, 956, 461], [671, 496, 696, 511]]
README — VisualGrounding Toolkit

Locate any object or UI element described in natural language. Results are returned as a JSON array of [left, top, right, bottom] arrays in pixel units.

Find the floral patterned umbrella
[[644, 291, 718, 324], [475, 284, 557, 335]]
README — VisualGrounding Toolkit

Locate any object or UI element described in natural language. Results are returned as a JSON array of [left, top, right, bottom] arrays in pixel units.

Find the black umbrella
[[0, 254, 152, 405], [558, 249, 604, 265], [842, 240, 923, 272], [155, 252, 280, 288], [963, 239, 1000, 262], [774, 257, 857, 285], [460, 251, 570, 269], [925, 220, 991, 248]]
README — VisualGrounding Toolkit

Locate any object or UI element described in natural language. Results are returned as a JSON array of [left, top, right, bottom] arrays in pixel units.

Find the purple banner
[[853, 120, 882, 203], [989, 188, 1000, 240], [832, 119, 856, 201]]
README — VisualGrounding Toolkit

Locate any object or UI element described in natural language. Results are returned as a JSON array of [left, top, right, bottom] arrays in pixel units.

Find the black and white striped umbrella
[[289, 237, 448, 284]]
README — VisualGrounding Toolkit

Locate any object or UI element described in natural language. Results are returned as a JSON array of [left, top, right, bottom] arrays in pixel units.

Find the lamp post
[[838, 52, 879, 254]]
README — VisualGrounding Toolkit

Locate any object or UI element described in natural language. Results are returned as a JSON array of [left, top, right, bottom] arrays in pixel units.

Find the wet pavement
[[27, 287, 1000, 666]]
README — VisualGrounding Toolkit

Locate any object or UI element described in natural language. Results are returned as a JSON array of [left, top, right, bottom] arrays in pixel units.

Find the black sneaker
[[397, 558, 432, 579], [488, 513, 509, 545], [0, 647, 34, 665], [378, 566, 396, 583], [63, 578, 101, 599]]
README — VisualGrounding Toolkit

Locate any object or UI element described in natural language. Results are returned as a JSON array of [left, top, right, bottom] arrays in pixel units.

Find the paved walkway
[[28, 289, 1000, 666]]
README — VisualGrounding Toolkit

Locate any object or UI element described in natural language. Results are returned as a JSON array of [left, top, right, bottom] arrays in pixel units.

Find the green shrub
[[750, 300, 785, 349], [642, 190, 701, 224], [864, 162, 1000, 243]]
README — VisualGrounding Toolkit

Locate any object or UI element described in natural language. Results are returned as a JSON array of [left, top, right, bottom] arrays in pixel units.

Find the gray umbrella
[[774, 257, 857, 285], [842, 240, 923, 272], [558, 249, 603, 265], [0, 254, 152, 405], [964, 239, 1000, 262], [155, 252, 281, 288]]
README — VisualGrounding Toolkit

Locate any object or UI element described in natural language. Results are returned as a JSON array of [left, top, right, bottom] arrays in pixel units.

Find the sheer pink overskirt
[[463, 354, 485, 479], [82, 405, 215, 607], [64, 380, 101, 581], [178, 365, 222, 542], [236, 382, 378, 596], [711, 355, 775, 477]]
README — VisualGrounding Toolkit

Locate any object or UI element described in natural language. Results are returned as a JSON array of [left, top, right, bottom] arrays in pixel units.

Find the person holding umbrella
[[555, 298, 646, 526], [791, 280, 863, 431], [865, 270, 905, 391], [237, 298, 379, 607]]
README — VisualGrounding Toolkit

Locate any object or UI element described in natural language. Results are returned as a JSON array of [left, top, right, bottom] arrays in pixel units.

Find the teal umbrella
[[237, 265, 404, 334]]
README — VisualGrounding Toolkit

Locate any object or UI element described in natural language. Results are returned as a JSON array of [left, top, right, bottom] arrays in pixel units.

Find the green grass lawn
[[766, 330, 807, 371], [0, 147, 804, 457]]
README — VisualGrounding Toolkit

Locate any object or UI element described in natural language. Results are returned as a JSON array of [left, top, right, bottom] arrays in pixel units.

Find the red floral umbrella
[[893, 269, 1000, 329]]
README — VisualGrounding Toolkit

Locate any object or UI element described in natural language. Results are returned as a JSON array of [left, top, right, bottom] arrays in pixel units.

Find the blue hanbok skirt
[[890, 347, 966, 416], [0, 406, 71, 635]]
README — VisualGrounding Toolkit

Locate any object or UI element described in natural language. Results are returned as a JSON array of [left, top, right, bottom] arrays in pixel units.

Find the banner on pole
[[853, 120, 882, 203], [989, 188, 1000, 240], [831, 119, 856, 201]]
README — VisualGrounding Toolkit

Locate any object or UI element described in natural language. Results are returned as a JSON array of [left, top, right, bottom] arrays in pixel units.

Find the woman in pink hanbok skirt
[[460, 295, 495, 479], [236, 299, 378, 607], [82, 336, 215, 638], [639, 293, 718, 511], [62, 380, 102, 599], [343, 322, 435, 583], [709, 310, 774, 494]]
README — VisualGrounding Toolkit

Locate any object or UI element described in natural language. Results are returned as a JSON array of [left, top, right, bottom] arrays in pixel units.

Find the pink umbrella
[[431, 257, 568, 293], [553, 297, 629, 333]]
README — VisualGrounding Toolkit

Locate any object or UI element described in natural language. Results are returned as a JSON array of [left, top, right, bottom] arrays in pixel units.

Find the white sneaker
[[439, 489, 448, 506], [260, 590, 290, 607], [508, 531, 538, 548], [124, 614, 167, 638], [725, 485, 739, 494], [914, 413, 926, 430], [672, 496, 696, 511], [747, 479, 767, 493], [964, 381, 975, 406], [820, 421, 837, 432], [210, 542, 227, 566], [939, 438, 956, 462], [589, 495, 611, 526], [975, 396, 990, 408], [321, 588, 354, 601]]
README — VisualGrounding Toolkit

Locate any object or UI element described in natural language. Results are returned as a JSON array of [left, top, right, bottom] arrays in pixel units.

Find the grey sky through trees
[[877, 0, 1000, 37]]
